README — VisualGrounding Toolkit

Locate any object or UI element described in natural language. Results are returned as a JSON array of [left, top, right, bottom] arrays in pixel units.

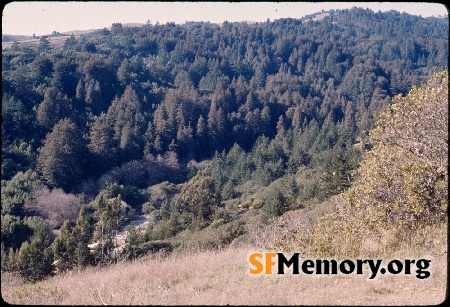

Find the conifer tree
[[72, 208, 93, 270], [75, 79, 86, 103], [36, 88, 72, 132], [36, 118, 85, 191], [87, 114, 117, 174], [320, 142, 357, 199], [195, 115, 208, 158], [93, 193, 122, 265], [261, 189, 289, 223], [106, 85, 145, 161], [85, 79, 103, 116], [1, 245, 16, 272], [7, 247, 16, 272], [123, 224, 143, 260], [52, 219, 75, 272], [17, 234, 53, 282]]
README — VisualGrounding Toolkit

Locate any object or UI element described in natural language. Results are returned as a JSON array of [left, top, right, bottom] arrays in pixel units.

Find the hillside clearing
[[2, 243, 447, 305]]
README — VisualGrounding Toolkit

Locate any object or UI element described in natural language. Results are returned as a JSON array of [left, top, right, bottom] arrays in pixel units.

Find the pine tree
[[75, 79, 85, 103], [143, 122, 155, 156], [87, 114, 117, 174], [72, 207, 92, 245], [38, 36, 50, 53], [153, 135, 164, 154], [17, 235, 53, 282], [176, 124, 194, 160], [36, 87, 72, 132], [117, 58, 132, 86], [16, 241, 31, 278], [93, 193, 122, 265], [207, 103, 228, 152], [123, 224, 143, 260], [36, 118, 85, 191], [1, 246, 16, 272], [195, 115, 208, 159], [320, 142, 356, 199], [276, 115, 286, 134], [261, 189, 288, 223], [106, 85, 145, 161], [85, 79, 104, 116], [261, 105, 272, 136], [73, 79, 86, 112], [52, 219, 76, 272], [7, 247, 16, 272], [72, 207, 93, 269]]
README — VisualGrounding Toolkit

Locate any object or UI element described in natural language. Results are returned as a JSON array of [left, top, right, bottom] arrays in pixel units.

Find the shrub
[[23, 186, 81, 230], [267, 71, 448, 258]]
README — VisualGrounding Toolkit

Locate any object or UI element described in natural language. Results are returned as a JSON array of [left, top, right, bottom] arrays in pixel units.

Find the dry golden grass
[[2, 36, 72, 49], [2, 234, 447, 305], [2, 198, 446, 305], [2, 23, 145, 49]]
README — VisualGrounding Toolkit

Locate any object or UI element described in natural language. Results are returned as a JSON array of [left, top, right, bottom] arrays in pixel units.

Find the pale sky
[[2, 2, 449, 36]]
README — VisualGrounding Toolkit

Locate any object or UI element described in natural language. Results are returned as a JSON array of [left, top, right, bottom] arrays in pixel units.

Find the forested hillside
[[1, 8, 448, 282]]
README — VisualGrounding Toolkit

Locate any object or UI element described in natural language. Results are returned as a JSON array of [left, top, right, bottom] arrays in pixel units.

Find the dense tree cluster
[[1, 8, 448, 281], [3, 8, 447, 185]]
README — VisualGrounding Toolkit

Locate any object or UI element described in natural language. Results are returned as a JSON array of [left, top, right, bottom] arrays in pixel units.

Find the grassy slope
[[2, 23, 144, 49], [2, 229, 447, 305], [2, 36, 72, 49]]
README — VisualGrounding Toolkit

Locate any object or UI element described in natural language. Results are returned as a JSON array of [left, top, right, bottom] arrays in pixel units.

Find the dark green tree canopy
[[36, 118, 85, 191]]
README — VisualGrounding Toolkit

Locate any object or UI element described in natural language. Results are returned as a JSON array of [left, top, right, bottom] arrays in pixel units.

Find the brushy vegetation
[[2, 237, 447, 305], [267, 71, 448, 258]]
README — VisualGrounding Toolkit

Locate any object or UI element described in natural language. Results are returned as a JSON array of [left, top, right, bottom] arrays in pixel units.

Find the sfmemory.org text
[[248, 253, 431, 279]]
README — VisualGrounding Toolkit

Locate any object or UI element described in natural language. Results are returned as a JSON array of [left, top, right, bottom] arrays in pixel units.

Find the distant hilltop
[[2, 23, 150, 48], [3, 12, 447, 43], [2, 21, 264, 40], [2, 34, 35, 42], [2, 23, 146, 41]]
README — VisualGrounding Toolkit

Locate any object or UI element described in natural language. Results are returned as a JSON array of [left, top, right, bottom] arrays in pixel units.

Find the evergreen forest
[[1, 7, 448, 282]]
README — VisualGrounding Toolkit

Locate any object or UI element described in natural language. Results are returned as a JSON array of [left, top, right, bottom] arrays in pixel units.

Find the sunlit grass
[[2, 225, 446, 306]]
